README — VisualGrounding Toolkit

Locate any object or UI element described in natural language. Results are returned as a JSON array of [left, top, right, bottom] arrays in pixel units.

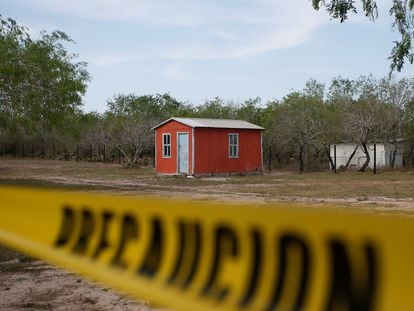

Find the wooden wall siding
[[194, 128, 262, 174]]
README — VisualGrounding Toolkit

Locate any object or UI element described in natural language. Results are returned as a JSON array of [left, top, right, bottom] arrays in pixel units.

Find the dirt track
[[1, 159, 414, 214], [0, 257, 161, 311]]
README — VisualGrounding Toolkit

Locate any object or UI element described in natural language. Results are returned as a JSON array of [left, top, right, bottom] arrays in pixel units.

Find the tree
[[337, 76, 402, 171], [327, 76, 356, 105], [74, 112, 111, 160], [403, 100, 414, 165], [377, 77, 414, 166], [376, 78, 414, 167], [310, 0, 414, 72], [377, 77, 414, 109], [303, 78, 325, 99], [0, 16, 90, 143], [194, 97, 237, 119], [235, 97, 264, 125], [106, 114, 153, 167], [107, 93, 190, 120], [106, 93, 190, 167], [269, 92, 327, 173]]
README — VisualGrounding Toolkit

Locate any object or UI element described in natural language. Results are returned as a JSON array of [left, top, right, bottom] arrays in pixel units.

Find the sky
[[1, 0, 414, 112]]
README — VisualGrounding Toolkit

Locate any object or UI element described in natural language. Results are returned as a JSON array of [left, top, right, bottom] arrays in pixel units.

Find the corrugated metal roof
[[152, 117, 264, 130]]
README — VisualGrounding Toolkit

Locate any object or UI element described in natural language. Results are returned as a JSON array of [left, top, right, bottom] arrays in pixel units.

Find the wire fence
[[0, 142, 155, 167], [2, 142, 413, 173]]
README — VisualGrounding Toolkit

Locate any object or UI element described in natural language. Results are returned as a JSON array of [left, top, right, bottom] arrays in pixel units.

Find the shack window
[[162, 133, 171, 157], [229, 133, 239, 158]]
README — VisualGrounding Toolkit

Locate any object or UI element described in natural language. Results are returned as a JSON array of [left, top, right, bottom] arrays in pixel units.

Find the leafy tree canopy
[[106, 93, 192, 122], [0, 15, 90, 140]]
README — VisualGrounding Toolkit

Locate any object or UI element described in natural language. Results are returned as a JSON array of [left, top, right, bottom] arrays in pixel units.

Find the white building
[[330, 142, 404, 170]]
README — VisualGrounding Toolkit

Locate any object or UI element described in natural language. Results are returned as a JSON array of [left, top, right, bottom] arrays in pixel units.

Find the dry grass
[[226, 171, 414, 199], [0, 158, 413, 196], [0, 158, 414, 214]]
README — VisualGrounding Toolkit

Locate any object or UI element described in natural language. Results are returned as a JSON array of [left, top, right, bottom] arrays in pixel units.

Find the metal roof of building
[[152, 117, 265, 130]]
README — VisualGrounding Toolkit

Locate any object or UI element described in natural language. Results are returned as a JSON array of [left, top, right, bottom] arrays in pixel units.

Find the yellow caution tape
[[0, 186, 413, 310]]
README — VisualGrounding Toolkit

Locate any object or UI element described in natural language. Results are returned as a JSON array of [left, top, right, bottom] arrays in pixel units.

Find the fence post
[[118, 147, 121, 165], [76, 144, 79, 162], [334, 144, 337, 173], [31, 143, 34, 159], [373, 143, 377, 174], [89, 144, 92, 162], [103, 144, 106, 163], [52, 143, 55, 160]]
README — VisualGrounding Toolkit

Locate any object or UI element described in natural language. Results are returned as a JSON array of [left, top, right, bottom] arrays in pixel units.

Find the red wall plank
[[194, 128, 262, 174]]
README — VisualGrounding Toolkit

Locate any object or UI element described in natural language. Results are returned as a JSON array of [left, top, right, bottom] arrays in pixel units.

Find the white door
[[178, 133, 189, 174]]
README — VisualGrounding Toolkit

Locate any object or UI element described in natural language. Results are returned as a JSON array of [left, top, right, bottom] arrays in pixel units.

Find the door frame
[[176, 132, 189, 174]]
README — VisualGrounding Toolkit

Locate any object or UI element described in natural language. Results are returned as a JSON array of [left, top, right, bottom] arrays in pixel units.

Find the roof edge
[[152, 117, 265, 130], [151, 118, 176, 130]]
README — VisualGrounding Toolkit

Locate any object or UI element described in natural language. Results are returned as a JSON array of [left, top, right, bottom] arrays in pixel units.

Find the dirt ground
[[1, 158, 414, 310], [0, 247, 164, 311]]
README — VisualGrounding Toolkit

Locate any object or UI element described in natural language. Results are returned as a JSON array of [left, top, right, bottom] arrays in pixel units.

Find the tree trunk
[[133, 148, 141, 167], [359, 143, 370, 172], [116, 145, 132, 167], [305, 144, 310, 169], [390, 146, 397, 169], [276, 152, 281, 164], [326, 147, 335, 171], [298, 145, 304, 174], [345, 145, 359, 169]]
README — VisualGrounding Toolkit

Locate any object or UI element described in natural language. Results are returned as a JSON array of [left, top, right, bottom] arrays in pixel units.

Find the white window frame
[[229, 133, 239, 158], [162, 133, 171, 158]]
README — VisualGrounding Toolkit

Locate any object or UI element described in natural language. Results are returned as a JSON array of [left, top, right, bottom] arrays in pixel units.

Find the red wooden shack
[[152, 117, 264, 176]]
